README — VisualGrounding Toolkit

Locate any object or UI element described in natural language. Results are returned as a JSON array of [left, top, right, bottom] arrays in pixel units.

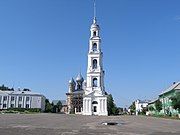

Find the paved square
[[0, 114, 179, 135]]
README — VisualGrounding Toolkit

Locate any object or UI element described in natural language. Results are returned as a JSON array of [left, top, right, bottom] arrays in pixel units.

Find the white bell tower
[[83, 0, 108, 116]]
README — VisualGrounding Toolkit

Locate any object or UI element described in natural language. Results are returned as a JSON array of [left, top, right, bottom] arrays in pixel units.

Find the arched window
[[93, 43, 97, 51], [93, 78, 98, 87], [93, 31, 96, 37], [92, 59, 97, 69]]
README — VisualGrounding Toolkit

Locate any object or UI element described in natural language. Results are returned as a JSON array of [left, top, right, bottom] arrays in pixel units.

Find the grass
[[148, 114, 180, 120]]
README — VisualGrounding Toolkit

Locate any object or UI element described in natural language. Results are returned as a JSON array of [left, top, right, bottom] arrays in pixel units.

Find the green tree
[[0, 84, 14, 91], [155, 99, 162, 112], [129, 102, 135, 114], [44, 99, 52, 113], [107, 94, 118, 115], [171, 93, 180, 113], [51, 103, 57, 113], [51, 101, 62, 113], [148, 106, 155, 111], [57, 101, 62, 112], [141, 107, 148, 115]]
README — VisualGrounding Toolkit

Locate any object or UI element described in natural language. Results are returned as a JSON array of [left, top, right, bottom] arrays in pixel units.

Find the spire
[[93, 0, 97, 24]]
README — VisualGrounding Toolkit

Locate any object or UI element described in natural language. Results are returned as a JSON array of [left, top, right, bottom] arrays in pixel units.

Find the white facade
[[0, 90, 45, 111], [135, 99, 149, 115], [82, 17, 108, 116]]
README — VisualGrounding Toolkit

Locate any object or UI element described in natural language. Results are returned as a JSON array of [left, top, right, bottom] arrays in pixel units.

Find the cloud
[[174, 15, 180, 22]]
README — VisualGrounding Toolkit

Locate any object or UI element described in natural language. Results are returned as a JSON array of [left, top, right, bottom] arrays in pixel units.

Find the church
[[66, 1, 108, 116]]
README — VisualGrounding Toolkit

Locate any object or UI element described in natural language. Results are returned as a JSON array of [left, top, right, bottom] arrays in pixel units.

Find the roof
[[0, 90, 44, 96], [60, 100, 67, 106], [148, 98, 158, 104], [73, 90, 84, 94], [52, 100, 60, 105], [159, 82, 180, 95], [0, 90, 9, 95], [52, 100, 67, 106], [136, 99, 150, 104]]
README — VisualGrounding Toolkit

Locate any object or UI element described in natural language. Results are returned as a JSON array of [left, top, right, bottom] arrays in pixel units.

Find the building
[[147, 82, 180, 116], [0, 89, 46, 111], [66, 1, 108, 116], [135, 99, 149, 115], [66, 75, 84, 114], [52, 100, 68, 113], [60, 100, 68, 113], [82, 14, 107, 116], [159, 82, 180, 115]]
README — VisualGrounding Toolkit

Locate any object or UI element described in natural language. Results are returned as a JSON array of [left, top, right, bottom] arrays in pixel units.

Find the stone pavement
[[0, 113, 179, 135]]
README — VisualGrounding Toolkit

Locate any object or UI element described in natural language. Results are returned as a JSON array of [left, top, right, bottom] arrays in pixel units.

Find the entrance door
[[93, 106, 97, 112], [92, 101, 98, 115]]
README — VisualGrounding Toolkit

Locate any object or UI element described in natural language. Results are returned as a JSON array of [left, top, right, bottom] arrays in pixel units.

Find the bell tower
[[83, 0, 108, 116], [85, 15, 105, 95]]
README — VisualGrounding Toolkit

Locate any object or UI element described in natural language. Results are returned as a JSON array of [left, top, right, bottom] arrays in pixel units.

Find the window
[[93, 78, 98, 87], [19, 96, 22, 101], [26, 97, 30, 101], [3, 104, 7, 108], [93, 31, 96, 37], [92, 59, 97, 69], [11, 104, 14, 108], [11, 96, 15, 101], [3, 96, 7, 101], [18, 104, 22, 108], [92, 43, 97, 51], [26, 104, 29, 108]]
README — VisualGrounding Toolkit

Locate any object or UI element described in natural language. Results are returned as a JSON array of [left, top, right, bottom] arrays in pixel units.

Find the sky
[[0, 0, 180, 107]]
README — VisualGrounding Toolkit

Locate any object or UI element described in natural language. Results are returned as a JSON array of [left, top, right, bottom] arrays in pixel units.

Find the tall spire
[[93, 0, 97, 24]]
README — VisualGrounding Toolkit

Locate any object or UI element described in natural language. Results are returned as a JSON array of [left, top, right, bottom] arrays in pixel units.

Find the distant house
[[60, 100, 68, 114], [0, 89, 46, 111], [158, 82, 180, 116], [52, 100, 67, 113], [135, 99, 149, 115]]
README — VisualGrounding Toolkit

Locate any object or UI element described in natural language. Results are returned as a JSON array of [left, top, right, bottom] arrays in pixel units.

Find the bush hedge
[[7, 108, 41, 112]]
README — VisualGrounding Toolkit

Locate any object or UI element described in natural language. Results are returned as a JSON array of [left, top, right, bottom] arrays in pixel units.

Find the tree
[[56, 101, 62, 112], [51, 101, 62, 113], [107, 94, 118, 115], [171, 93, 180, 113], [51, 103, 57, 113], [148, 106, 155, 111], [44, 99, 52, 113], [129, 102, 135, 114], [155, 99, 162, 112], [0, 84, 14, 91], [141, 107, 148, 115]]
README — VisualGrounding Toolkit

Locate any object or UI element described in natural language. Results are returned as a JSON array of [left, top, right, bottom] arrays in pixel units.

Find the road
[[0, 113, 179, 135]]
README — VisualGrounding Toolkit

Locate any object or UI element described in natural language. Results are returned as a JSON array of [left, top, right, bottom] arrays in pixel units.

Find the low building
[[135, 99, 149, 115], [52, 100, 68, 113], [60, 100, 68, 114], [159, 82, 180, 116], [0, 89, 46, 111]]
